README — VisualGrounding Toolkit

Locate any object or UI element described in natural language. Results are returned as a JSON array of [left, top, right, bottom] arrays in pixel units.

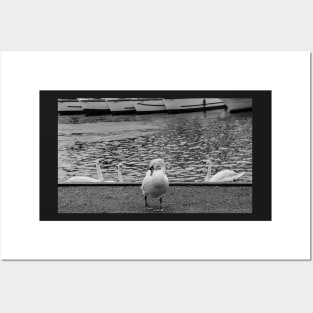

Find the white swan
[[104, 162, 125, 182], [141, 158, 169, 209], [65, 160, 124, 183], [205, 159, 245, 182], [65, 159, 104, 183]]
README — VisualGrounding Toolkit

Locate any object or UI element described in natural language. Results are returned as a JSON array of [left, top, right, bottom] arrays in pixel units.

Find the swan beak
[[149, 166, 154, 176]]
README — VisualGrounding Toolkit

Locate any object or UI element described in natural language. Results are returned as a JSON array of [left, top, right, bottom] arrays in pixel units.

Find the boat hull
[[134, 99, 167, 114], [58, 99, 84, 115], [79, 99, 111, 115], [222, 98, 252, 113], [107, 99, 137, 115], [164, 98, 225, 113]]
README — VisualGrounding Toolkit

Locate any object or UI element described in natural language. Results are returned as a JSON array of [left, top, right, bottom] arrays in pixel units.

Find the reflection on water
[[58, 110, 252, 183]]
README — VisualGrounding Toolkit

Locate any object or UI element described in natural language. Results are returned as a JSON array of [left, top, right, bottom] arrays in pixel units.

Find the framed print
[[41, 90, 270, 221], [0, 52, 310, 260]]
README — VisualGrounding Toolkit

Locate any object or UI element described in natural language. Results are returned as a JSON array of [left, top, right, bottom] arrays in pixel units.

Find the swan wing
[[141, 170, 169, 198], [65, 176, 101, 183], [141, 171, 152, 195], [231, 172, 246, 181], [210, 170, 244, 182]]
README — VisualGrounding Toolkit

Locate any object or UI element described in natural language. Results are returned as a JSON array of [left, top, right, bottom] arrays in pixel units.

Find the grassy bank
[[58, 185, 252, 214]]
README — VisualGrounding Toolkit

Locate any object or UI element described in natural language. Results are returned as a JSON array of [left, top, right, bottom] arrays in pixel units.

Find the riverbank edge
[[58, 185, 252, 214]]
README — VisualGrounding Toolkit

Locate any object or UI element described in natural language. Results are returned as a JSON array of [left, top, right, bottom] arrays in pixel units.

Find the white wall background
[[0, 1, 312, 313]]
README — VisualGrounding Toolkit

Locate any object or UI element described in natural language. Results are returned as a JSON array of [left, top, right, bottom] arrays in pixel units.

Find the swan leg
[[144, 196, 153, 210], [159, 198, 162, 209]]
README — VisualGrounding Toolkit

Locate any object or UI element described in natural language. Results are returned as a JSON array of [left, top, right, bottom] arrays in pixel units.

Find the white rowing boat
[[163, 98, 225, 113], [78, 98, 111, 115], [134, 98, 167, 114], [221, 98, 252, 113], [107, 98, 138, 114], [58, 99, 84, 115]]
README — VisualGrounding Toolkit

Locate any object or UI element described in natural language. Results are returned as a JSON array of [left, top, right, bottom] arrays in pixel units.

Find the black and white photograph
[[56, 95, 255, 217], [4, 51, 309, 262]]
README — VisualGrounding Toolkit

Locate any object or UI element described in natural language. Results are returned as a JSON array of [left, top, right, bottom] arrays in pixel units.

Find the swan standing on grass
[[141, 158, 169, 209], [65, 160, 124, 183], [205, 159, 245, 182]]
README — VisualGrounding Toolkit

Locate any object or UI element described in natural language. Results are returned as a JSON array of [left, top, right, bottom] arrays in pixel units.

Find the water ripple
[[58, 110, 252, 183]]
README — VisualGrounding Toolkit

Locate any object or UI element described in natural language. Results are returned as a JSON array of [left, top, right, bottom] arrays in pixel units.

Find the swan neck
[[205, 163, 211, 182], [96, 162, 104, 181], [118, 167, 123, 182]]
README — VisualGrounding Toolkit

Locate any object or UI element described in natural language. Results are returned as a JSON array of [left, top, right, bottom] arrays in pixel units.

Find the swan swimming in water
[[65, 160, 124, 183], [104, 162, 125, 182], [141, 158, 169, 209], [205, 158, 245, 182]]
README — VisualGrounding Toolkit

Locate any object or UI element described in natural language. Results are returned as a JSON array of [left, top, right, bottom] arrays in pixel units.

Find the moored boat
[[221, 98, 252, 113], [78, 98, 111, 115], [107, 98, 138, 115], [58, 99, 84, 115], [164, 98, 225, 113], [134, 98, 167, 114]]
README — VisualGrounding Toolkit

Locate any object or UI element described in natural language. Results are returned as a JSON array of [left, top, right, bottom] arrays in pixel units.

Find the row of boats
[[58, 98, 252, 115]]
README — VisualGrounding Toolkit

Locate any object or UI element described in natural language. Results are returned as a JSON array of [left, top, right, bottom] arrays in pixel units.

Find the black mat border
[[40, 91, 271, 221]]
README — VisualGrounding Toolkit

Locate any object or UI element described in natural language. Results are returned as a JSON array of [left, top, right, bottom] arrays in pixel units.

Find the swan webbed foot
[[145, 206, 154, 210]]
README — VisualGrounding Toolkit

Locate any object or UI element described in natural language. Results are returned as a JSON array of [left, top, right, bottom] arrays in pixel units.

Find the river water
[[58, 110, 252, 183]]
